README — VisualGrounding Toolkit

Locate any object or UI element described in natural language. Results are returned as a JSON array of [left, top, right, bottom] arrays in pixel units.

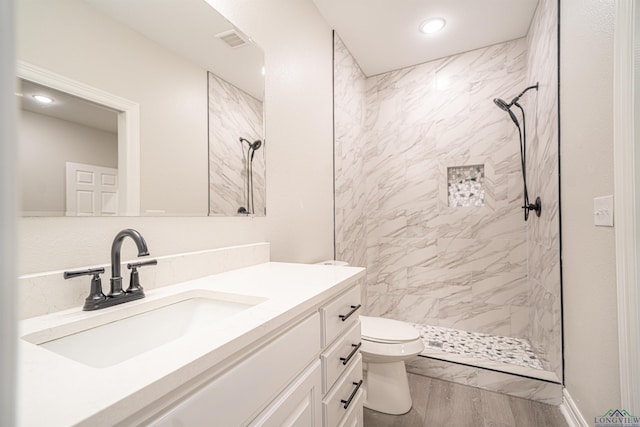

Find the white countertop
[[17, 262, 365, 426]]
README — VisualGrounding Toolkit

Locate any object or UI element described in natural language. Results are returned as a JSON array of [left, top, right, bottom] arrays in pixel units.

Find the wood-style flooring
[[363, 373, 568, 427]]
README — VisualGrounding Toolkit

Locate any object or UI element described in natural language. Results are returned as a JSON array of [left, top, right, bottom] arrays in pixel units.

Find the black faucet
[[109, 229, 149, 297], [64, 228, 156, 311]]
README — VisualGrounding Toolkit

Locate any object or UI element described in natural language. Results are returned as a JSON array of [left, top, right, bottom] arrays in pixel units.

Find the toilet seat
[[360, 315, 420, 344]]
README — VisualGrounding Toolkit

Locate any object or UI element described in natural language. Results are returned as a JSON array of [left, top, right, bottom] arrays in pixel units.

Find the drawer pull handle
[[338, 304, 361, 322], [340, 342, 362, 365], [341, 380, 363, 410]]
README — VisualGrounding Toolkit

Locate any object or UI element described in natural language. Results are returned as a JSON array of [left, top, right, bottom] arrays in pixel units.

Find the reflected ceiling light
[[33, 94, 54, 104], [420, 17, 446, 34]]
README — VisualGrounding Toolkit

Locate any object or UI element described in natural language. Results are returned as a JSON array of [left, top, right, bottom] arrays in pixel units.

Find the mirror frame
[[16, 61, 141, 216]]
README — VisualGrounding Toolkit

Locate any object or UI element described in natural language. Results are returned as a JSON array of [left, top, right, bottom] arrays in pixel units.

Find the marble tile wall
[[333, 0, 560, 378], [360, 39, 530, 339], [525, 0, 562, 380], [208, 73, 265, 216], [334, 34, 368, 270]]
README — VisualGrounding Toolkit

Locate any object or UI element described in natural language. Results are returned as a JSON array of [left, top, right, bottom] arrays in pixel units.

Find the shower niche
[[333, 0, 561, 403], [447, 164, 485, 207]]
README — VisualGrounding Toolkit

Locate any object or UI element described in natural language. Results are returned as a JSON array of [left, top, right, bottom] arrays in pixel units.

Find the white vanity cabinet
[[319, 284, 364, 427], [140, 280, 364, 427], [251, 282, 364, 427], [19, 262, 368, 427]]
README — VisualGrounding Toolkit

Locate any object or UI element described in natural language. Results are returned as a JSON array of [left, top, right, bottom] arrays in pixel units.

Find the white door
[[65, 162, 118, 216]]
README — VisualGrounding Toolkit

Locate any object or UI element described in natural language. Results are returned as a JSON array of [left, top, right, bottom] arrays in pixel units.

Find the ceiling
[[19, 79, 118, 133], [312, 0, 540, 76], [84, 0, 265, 100]]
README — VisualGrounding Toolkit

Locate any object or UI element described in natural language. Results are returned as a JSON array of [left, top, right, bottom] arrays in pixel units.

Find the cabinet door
[[249, 360, 322, 427], [148, 313, 320, 427]]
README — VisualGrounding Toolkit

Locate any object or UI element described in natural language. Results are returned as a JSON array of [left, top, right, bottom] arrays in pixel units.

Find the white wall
[[207, 0, 335, 263], [17, 0, 208, 216], [561, 0, 621, 418], [17, 0, 334, 278], [19, 110, 117, 215]]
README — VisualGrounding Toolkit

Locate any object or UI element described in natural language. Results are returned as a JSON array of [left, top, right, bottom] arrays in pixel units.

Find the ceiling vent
[[215, 29, 248, 49]]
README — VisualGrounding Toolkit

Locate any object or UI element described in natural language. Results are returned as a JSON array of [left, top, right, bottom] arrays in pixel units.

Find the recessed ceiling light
[[33, 94, 54, 104], [420, 18, 446, 34]]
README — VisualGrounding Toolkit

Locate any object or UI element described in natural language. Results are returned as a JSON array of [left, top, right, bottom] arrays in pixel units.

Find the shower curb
[[406, 355, 563, 405]]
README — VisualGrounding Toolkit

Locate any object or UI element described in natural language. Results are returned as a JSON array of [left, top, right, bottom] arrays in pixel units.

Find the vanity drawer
[[322, 354, 363, 427], [337, 388, 364, 427], [321, 284, 361, 347], [321, 320, 361, 394]]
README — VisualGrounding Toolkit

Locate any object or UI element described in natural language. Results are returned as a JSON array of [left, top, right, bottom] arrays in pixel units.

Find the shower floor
[[407, 323, 555, 380]]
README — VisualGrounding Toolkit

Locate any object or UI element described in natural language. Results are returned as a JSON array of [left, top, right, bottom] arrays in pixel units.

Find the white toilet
[[359, 315, 424, 415]]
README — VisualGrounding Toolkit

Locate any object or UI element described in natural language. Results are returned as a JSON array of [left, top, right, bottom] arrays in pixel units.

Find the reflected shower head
[[249, 140, 262, 161], [493, 98, 520, 127], [240, 137, 262, 151]]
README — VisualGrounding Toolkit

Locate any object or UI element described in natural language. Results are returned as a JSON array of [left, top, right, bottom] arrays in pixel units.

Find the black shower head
[[494, 98, 520, 127], [240, 137, 262, 151], [493, 98, 510, 111], [249, 140, 262, 162]]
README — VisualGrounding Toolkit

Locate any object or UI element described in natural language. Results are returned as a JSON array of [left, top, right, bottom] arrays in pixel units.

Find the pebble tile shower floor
[[408, 323, 543, 371]]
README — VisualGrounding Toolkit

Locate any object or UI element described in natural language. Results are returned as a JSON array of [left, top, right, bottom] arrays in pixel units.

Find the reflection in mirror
[[86, 0, 266, 218], [17, 0, 265, 217], [208, 73, 265, 216], [19, 79, 120, 216]]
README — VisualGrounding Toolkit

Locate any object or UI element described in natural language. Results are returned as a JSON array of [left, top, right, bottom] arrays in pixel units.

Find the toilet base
[[363, 360, 412, 415]]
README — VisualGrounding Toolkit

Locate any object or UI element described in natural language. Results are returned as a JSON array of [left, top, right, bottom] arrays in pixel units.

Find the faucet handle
[[125, 259, 157, 295], [63, 267, 107, 311], [126, 259, 158, 269], [63, 267, 105, 280]]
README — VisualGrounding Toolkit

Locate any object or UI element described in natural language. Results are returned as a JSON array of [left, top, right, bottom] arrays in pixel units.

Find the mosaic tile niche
[[447, 165, 485, 207]]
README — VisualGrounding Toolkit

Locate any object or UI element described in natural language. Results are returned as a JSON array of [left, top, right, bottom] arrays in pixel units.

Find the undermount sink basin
[[22, 290, 267, 368]]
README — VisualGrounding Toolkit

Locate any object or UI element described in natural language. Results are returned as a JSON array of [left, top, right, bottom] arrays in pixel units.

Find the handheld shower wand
[[493, 98, 520, 127], [238, 137, 263, 215], [493, 83, 541, 221]]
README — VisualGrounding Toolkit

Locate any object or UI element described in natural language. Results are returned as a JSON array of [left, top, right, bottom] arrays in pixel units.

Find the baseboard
[[560, 388, 588, 427]]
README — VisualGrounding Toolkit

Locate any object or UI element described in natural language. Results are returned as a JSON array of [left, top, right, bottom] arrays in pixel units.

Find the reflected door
[[65, 162, 118, 216]]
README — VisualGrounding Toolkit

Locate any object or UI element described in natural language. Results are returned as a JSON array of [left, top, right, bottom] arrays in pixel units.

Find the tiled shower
[[334, 0, 561, 386], [208, 73, 265, 217]]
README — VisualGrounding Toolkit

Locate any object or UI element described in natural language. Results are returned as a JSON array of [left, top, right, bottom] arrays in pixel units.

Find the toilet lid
[[360, 316, 420, 343]]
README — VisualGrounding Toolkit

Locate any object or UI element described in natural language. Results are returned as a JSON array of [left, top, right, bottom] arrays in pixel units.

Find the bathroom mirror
[[17, 0, 264, 217]]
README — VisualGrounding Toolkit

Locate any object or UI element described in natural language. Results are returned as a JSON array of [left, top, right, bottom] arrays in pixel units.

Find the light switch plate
[[594, 195, 614, 227]]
